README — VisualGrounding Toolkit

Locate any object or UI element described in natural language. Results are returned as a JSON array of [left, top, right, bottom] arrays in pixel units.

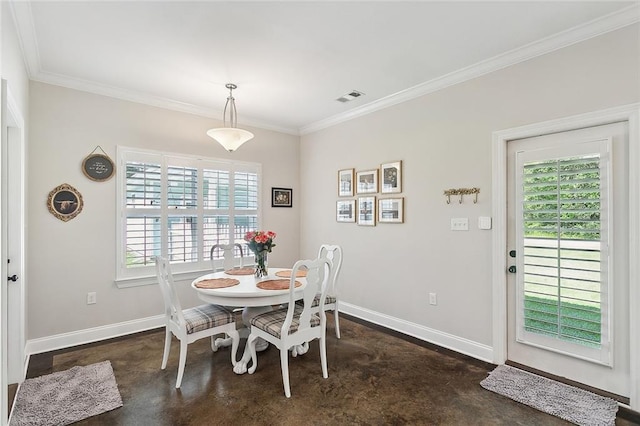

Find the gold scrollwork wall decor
[[443, 187, 480, 204], [47, 183, 84, 222]]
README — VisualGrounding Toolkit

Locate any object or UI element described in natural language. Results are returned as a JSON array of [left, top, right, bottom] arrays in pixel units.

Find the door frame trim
[[491, 103, 640, 409]]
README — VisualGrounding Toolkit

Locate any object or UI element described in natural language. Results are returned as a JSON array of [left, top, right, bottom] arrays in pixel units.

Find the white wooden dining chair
[[246, 257, 331, 398], [210, 243, 244, 271], [296, 244, 344, 339], [316, 244, 343, 338], [155, 256, 239, 388]]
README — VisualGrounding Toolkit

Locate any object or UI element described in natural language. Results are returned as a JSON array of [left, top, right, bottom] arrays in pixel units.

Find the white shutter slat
[[521, 152, 604, 348]]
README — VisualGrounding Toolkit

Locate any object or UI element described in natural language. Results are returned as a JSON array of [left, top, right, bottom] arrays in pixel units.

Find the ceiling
[[10, 1, 639, 135]]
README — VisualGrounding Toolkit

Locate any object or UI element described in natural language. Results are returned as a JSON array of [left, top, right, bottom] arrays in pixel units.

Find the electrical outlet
[[87, 292, 97, 305], [429, 292, 437, 306]]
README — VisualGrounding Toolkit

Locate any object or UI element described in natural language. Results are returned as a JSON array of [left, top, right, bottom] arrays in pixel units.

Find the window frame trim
[[115, 146, 262, 286]]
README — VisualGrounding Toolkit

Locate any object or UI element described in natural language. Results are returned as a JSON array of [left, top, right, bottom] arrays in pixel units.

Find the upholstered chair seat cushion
[[183, 304, 235, 334], [295, 294, 337, 309], [251, 307, 320, 339]]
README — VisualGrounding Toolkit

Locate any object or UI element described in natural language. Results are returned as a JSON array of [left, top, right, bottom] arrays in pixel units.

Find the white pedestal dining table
[[191, 267, 307, 374]]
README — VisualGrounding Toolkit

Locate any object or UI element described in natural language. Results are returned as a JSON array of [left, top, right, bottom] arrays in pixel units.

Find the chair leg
[[247, 333, 258, 374], [229, 329, 240, 367], [161, 327, 171, 370], [175, 340, 188, 388], [334, 307, 341, 339], [320, 335, 328, 379], [280, 348, 291, 398]]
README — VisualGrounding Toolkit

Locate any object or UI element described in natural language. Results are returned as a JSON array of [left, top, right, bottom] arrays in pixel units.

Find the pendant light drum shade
[[207, 83, 254, 152], [206, 127, 254, 152]]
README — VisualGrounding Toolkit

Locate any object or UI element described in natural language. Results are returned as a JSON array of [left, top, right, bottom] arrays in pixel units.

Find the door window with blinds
[[116, 147, 261, 279], [514, 138, 612, 364]]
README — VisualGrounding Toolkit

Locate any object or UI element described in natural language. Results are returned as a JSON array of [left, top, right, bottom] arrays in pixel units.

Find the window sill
[[114, 269, 209, 289]]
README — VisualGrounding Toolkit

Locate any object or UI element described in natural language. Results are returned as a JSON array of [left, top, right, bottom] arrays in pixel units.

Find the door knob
[[508, 266, 516, 273], [7, 274, 18, 282], [509, 250, 516, 258]]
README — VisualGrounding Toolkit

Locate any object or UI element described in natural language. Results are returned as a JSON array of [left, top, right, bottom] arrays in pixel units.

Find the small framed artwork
[[357, 196, 376, 226], [336, 200, 356, 222], [381, 160, 402, 193], [338, 168, 354, 197], [272, 187, 293, 207], [378, 197, 404, 223], [82, 153, 115, 182], [47, 183, 84, 222], [356, 169, 378, 194]]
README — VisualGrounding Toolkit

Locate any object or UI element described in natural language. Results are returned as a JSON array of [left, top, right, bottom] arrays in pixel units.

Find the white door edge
[[491, 102, 640, 409]]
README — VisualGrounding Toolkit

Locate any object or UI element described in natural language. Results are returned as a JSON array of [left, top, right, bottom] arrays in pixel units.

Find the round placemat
[[195, 278, 240, 289], [256, 279, 302, 290], [275, 269, 307, 278], [224, 267, 255, 276]]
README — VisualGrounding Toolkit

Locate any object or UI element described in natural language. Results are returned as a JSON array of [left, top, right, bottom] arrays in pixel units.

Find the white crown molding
[[31, 71, 300, 136], [9, 0, 299, 135], [10, 1, 638, 137], [9, 0, 40, 77], [300, 3, 640, 135]]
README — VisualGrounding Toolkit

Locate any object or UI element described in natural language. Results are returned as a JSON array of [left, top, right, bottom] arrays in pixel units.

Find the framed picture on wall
[[378, 197, 404, 223], [356, 169, 378, 194], [82, 153, 115, 182], [338, 169, 354, 197], [336, 200, 356, 222], [47, 183, 84, 222], [357, 196, 376, 226], [380, 160, 402, 193], [272, 187, 292, 207]]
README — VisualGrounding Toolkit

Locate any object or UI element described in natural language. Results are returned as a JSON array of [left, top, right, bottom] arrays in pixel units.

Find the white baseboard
[[340, 302, 494, 363], [25, 315, 165, 357], [23, 304, 494, 370]]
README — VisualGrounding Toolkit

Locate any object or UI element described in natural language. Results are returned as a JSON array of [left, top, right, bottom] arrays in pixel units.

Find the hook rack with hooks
[[443, 187, 480, 204]]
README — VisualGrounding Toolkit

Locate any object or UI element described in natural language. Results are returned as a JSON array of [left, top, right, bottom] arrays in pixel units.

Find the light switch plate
[[478, 216, 492, 230], [450, 218, 469, 231]]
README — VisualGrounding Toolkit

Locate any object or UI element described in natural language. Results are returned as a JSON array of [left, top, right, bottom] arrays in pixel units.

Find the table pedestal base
[[214, 305, 310, 374]]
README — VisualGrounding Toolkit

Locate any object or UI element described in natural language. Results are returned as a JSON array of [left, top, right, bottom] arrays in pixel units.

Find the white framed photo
[[356, 169, 378, 194], [357, 196, 376, 226], [336, 200, 356, 222], [378, 197, 404, 223], [338, 169, 354, 197]]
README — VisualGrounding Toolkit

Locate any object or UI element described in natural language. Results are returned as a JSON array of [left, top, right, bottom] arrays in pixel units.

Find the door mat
[[10, 360, 123, 425], [480, 364, 617, 425]]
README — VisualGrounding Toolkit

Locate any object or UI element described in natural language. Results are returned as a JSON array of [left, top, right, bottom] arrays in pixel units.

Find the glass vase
[[254, 251, 268, 278]]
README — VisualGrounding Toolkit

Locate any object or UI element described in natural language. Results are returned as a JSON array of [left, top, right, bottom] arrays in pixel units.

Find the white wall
[[27, 82, 300, 340], [300, 25, 640, 358]]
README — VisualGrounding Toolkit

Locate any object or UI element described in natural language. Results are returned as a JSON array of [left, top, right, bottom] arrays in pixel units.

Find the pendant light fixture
[[207, 83, 254, 152]]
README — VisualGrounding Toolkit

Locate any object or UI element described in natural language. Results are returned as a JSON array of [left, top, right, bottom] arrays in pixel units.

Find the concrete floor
[[18, 315, 640, 425]]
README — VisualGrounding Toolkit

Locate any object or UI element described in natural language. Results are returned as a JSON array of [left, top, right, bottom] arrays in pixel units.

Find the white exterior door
[[506, 122, 629, 397]]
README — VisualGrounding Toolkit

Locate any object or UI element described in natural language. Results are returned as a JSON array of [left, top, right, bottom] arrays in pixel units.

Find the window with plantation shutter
[[515, 138, 611, 364], [117, 147, 261, 282]]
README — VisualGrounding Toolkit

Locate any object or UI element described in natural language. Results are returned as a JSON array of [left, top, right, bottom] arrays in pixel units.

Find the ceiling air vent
[[336, 90, 365, 103]]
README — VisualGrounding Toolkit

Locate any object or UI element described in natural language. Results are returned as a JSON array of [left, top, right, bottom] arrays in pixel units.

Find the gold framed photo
[[336, 200, 356, 222], [356, 169, 378, 194], [380, 160, 402, 193], [338, 169, 354, 197], [378, 197, 404, 223], [47, 183, 83, 222], [357, 196, 376, 226]]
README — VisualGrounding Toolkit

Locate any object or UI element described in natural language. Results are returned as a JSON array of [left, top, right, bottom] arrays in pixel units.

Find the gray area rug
[[481, 364, 618, 426], [10, 360, 123, 426]]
